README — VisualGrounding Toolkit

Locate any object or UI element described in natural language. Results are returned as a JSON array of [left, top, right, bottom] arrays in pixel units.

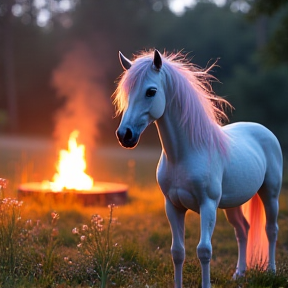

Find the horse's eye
[[146, 88, 157, 97]]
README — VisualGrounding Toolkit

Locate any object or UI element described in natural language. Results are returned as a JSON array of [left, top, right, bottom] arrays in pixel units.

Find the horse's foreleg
[[198, 200, 217, 288], [165, 198, 186, 288], [224, 207, 249, 278]]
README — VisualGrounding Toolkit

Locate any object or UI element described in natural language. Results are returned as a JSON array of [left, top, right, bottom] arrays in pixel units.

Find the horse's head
[[115, 50, 166, 148]]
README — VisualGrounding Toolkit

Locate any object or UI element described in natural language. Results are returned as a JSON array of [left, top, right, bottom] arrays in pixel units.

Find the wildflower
[[11, 199, 19, 206], [76, 206, 120, 286], [82, 224, 88, 231], [1, 198, 7, 204], [72, 227, 79, 235], [26, 219, 33, 228], [51, 228, 59, 237], [0, 178, 8, 189], [91, 214, 103, 224], [64, 257, 69, 262], [51, 212, 59, 225], [91, 215, 97, 223]]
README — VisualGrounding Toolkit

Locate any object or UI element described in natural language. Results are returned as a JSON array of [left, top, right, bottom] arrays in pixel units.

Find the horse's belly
[[219, 191, 257, 209], [219, 167, 265, 209]]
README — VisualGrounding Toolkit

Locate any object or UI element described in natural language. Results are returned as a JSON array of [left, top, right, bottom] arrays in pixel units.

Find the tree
[[0, 0, 287, 150], [0, 0, 78, 132], [0, 0, 18, 132], [249, 0, 288, 64]]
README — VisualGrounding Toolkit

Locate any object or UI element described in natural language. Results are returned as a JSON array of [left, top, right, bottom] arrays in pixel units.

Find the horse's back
[[219, 122, 282, 209], [223, 122, 282, 165]]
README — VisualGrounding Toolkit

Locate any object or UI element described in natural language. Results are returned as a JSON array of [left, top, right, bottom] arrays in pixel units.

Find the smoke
[[52, 41, 111, 150]]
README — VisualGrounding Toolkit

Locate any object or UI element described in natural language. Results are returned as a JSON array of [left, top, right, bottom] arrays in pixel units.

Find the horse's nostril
[[124, 128, 133, 141]]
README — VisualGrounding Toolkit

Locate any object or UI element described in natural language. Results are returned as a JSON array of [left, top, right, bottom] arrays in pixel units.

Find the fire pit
[[18, 181, 128, 206], [18, 131, 128, 206]]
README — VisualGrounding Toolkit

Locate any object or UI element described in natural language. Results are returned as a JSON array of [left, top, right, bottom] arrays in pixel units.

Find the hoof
[[232, 268, 245, 280], [267, 265, 276, 273]]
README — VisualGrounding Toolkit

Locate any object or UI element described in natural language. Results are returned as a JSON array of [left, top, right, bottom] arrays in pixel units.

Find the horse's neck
[[155, 110, 191, 162]]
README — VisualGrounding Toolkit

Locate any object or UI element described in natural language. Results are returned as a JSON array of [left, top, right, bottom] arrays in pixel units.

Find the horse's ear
[[153, 49, 162, 71], [119, 51, 132, 70]]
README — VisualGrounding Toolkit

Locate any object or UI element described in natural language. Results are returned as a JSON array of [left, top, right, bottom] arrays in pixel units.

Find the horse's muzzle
[[116, 127, 139, 148]]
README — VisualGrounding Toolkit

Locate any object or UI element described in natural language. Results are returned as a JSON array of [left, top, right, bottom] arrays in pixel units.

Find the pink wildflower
[[72, 227, 79, 235], [82, 224, 88, 231]]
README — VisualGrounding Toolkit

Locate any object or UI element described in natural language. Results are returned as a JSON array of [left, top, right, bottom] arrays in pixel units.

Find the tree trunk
[[2, 0, 18, 133], [256, 15, 268, 50]]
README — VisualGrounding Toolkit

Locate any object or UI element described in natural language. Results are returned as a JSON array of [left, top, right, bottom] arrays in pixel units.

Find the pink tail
[[241, 193, 268, 268]]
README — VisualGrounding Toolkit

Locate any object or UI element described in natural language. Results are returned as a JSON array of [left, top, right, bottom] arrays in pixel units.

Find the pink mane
[[113, 51, 231, 154]]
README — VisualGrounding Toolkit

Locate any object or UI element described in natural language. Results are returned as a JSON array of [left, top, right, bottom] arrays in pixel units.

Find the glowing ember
[[49, 130, 94, 191]]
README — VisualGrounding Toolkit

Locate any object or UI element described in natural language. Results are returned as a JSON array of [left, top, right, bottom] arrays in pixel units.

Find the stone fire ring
[[18, 182, 128, 206]]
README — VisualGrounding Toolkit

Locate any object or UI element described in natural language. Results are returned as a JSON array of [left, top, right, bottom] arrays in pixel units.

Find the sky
[[168, 0, 251, 15], [168, 0, 226, 16]]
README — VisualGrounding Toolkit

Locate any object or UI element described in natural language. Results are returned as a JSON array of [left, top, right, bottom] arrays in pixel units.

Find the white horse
[[113, 49, 283, 288]]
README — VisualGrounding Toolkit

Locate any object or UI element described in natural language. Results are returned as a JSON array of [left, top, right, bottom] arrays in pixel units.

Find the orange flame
[[50, 130, 94, 191]]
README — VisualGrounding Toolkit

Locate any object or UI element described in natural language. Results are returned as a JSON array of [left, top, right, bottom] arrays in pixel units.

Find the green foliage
[[0, 198, 22, 277], [235, 265, 288, 288], [225, 56, 288, 149], [1, 0, 287, 153], [249, 0, 288, 64], [0, 200, 61, 287], [61, 205, 170, 288], [265, 13, 288, 64], [72, 204, 121, 288], [249, 0, 288, 17], [0, 187, 288, 287]]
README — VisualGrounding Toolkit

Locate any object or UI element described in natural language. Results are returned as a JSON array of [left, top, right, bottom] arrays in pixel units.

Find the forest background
[[0, 0, 288, 155]]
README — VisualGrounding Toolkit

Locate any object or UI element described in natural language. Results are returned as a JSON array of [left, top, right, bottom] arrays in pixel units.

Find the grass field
[[0, 135, 288, 288]]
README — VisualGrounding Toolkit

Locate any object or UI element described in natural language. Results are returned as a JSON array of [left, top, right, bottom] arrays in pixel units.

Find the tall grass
[[1, 142, 288, 287], [0, 198, 22, 277], [0, 188, 288, 287], [73, 204, 121, 288], [0, 198, 61, 287]]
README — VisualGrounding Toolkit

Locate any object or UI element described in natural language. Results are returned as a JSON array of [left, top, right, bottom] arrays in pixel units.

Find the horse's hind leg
[[258, 181, 281, 271], [224, 207, 249, 278]]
